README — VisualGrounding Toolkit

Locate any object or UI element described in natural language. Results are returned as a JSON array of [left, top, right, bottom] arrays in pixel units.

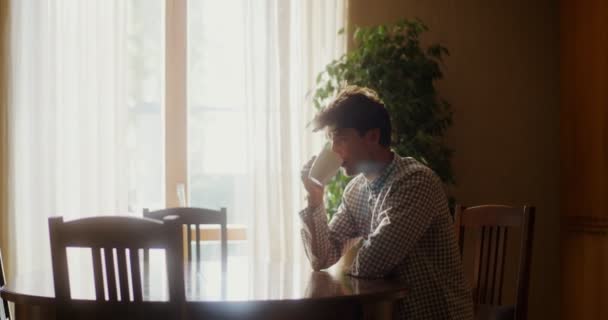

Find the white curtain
[[8, 0, 345, 286], [241, 0, 345, 262], [236, 0, 345, 296], [8, 0, 132, 273]]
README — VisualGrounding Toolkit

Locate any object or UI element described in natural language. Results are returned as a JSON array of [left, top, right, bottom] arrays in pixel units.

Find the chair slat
[[221, 215, 228, 277], [497, 228, 508, 304], [474, 226, 486, 302], [104, 248, 118, 301], [221, 208, 228, 299], [196, 224, 201, 262], [454, 208, 464, 257], [165, 218, 187, 302], [490, 226, 501, 304], [117, 248, 130, 301], [130, 248, 143, 302], [458, 225, 465, 258], [91, 247, 105, 300], [482, 227, 492, 303], [483, 227, 496, 304], [143, 248, 150, 292], [187, 224, 192, 262]]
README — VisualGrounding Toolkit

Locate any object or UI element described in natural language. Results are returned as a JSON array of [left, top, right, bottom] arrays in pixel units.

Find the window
[[187, 0, 248, 224]]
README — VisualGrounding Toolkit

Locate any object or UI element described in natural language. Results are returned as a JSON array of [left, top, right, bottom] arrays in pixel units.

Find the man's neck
[[363, 149, 394, 181]]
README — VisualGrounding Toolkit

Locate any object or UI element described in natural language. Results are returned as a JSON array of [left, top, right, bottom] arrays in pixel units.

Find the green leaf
[[353, 27, 362, 41]]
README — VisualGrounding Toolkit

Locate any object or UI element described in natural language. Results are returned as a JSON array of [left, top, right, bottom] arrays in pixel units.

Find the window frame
[[165, 0, 188, 208]]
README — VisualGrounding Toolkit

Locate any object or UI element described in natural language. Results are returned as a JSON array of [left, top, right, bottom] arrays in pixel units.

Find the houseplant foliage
[[313, 19, 454, 219]]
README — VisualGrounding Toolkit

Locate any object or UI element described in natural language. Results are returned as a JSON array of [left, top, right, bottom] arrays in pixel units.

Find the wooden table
[[0, 253, 407, 319]]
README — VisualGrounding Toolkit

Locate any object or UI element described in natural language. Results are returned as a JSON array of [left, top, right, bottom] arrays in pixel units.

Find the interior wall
[[348, 0, 560, 319]]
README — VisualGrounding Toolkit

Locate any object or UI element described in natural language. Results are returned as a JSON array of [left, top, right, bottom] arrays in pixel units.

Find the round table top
[[1, 252, 407, 306]]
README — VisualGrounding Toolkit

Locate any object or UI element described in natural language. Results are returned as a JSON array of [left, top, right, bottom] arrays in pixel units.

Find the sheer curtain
[[244, 0, 346, 262], [8, 0, 134, 273], [7, 0, 345, 283], [238, 0, 345, 295]]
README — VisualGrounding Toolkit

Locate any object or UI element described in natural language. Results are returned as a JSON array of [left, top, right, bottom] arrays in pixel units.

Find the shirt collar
[[366, 153, 397, 196]]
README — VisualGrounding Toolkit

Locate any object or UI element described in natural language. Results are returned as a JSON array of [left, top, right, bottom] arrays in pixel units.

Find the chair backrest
[[143, 207, 227, 275], [0, 249, 10, 320], [454, 205, 535, 320], [48, 215, 185, 304]]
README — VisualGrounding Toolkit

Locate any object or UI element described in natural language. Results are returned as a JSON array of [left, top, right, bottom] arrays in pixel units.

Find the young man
[[300, 86, 473, 319]]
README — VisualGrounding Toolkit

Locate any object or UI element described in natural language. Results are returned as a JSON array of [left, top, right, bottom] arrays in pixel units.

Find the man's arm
[[350, 169, 441, 278], [300, 195, 360, 271]]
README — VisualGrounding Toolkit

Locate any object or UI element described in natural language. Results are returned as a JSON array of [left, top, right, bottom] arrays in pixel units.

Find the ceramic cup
[[309, 145, 343, 186]]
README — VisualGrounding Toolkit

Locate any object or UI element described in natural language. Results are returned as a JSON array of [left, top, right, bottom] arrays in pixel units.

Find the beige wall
[[348, 0, 560, 318]]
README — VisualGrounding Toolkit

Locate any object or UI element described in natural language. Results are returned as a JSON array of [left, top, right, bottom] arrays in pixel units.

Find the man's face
[[327, 127, 379, 176]]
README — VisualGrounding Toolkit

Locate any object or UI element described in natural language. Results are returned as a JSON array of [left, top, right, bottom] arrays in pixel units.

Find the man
[[299, 86, 473, 319]]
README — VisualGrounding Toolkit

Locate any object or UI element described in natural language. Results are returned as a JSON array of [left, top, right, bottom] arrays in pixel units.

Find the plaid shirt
[[300, 154, 473, 319]]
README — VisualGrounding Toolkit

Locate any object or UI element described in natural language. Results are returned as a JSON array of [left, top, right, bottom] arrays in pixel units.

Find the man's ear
[[364, 128, 381, 145]]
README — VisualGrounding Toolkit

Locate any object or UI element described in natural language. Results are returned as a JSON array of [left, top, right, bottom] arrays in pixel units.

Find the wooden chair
[[143, 207, 228, 276], [48, 215, 185, 319], [454, 205, 535, 320], [0, 249, 10, 320]]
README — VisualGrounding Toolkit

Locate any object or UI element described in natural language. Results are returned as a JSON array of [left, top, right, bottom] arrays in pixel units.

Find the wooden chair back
[[48, 215, 185, 307], [143, 207, 227, 276], [454, 205, 535, 320]]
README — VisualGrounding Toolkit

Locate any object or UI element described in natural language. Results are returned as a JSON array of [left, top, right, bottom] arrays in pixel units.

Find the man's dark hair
[[312, 86, 392, 147]]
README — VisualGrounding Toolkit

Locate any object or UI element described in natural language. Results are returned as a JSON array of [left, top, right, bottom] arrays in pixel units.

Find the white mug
[[309, 145, 343, 186]]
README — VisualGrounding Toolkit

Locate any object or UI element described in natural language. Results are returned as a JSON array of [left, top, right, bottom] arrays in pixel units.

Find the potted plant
[[313, 19, 454, 219]]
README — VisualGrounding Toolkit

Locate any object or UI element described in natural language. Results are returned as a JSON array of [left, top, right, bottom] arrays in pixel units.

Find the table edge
[[1, 285, 407, 306]]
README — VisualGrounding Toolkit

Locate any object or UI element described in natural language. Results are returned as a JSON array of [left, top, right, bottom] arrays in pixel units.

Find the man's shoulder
[[392, 156, 442, 187], [342, 156, 442, 195]]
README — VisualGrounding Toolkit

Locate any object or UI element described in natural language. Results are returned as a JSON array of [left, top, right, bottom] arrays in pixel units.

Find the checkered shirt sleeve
[[299, 183, 362, 271]]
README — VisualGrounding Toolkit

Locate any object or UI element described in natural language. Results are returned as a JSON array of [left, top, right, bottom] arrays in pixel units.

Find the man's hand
[[338, 238, 364, 273], [301, 156, 324, 208]]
